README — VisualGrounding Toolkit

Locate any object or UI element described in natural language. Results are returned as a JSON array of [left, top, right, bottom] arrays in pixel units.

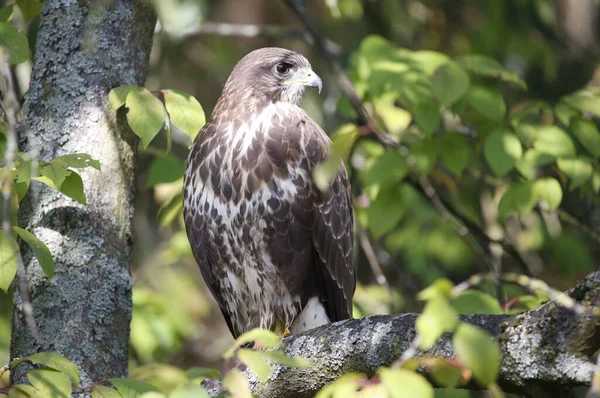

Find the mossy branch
[[204, 270, 600, 398]]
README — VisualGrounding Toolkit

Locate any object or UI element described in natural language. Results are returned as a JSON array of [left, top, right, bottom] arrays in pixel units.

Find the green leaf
[[108, 379, 159, 398], [440, 133, 470, 177], [40, 159, 71, 190], [464, 85, 506, 123], [593, 169, 600, 193], [363, 150, 408, 188], [222, 369, 252, 398], [516, 149, 555, 180], [554, 103, 579, 127], [414, 99, 441, 135], [571, 118, 600, 158], [410, 139, 440, 174], [432, 62, 470, 107], [57, 153, 101, 171], [8, 384, 37, 398], [13, 227, 55, 279], [484, 129, 523, 177], [533, 178, 563, 210], [19, 352, 80, 388], [157, 190, 183, 228], [237, 348, 272, 382], [186, 367, 220, 380], [92, 386, 124, 398], [379, 367, 434, 398], [552, 231, 593, 276], [15, 158, 32, 185], [429, 361, 463, 389], [456, 54, 526, 89], [59, 171, 87, 205], [499, 178, 562, 217], [373, 100, 411, 136], [562, 89, 600, 118], [146, 155, 185, 187], [163, 89, 206, 142], [315, 373, 361, 398], [28, 369, 72, 398], [125, 87, 165, 148], [453, 323, 500, 387], [170, 384, 209, 398], [411, 51, 452, 75], [138, 393, 165, 398], [533, 126, 576, 158], [417, 278, 454, 301], [16, 0, 43, 22], [416, 296, 458, 349], [0, 229, 18, 293], [260, 350, 310, 368], [0, 6, 14, 23], [109, 85, 137, 110], [0, 22, 29, 64], [313, 124, 359, 191], [557, 157, 592, 190], [498, 181, 535, 218], [225, 328, 282, 358], [453, 290, 503, 315], [365, 186, 405, 238]]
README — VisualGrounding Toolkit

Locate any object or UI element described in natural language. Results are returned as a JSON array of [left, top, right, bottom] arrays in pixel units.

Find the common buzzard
[[183, 47, 355, 338]]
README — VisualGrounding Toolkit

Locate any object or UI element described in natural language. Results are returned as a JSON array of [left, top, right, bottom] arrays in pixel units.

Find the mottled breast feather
[[183, 69, 354, 339]]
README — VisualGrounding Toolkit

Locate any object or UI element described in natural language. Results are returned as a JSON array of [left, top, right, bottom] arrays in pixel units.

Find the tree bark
[[11, 0, 155, 385], [204, 270, 600, 398]]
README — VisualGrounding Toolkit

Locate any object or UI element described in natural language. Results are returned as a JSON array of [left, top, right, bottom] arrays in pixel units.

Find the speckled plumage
[[183, 48, 355, 338]]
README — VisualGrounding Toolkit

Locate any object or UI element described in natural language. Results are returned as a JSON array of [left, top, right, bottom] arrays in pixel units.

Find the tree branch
[[204, 270, 600, 398], [156, 22, 342, 56]]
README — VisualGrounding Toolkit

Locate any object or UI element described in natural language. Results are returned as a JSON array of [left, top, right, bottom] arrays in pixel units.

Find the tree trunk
[[11, 0, 155, 385]]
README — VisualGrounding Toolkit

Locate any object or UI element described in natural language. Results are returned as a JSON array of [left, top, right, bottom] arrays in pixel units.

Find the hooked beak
[[286, 68, 323, 94], [304, 70, 323, 94]]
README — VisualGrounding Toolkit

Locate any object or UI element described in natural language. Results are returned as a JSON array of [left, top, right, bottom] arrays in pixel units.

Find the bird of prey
[[183, 47, 355, 339]]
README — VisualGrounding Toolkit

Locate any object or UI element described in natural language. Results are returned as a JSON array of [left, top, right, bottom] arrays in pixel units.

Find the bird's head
[[221, 47, 322, 107]]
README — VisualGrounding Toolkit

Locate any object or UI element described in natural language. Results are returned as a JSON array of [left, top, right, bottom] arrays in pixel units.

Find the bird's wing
[[264, 110, 355, 322], [183, 123, 241, 338], [310, 162, 355, 320]]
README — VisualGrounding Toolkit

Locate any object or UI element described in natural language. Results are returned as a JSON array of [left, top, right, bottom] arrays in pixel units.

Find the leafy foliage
[[0, 150, 100, 291], [109, 86, 205, 150]]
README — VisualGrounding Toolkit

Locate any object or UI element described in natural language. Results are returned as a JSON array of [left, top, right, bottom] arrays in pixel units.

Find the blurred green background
[[1, 0, 599, 395]]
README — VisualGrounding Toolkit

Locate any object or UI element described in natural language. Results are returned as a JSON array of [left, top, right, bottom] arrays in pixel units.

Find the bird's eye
[[276, 62, 292, 74]]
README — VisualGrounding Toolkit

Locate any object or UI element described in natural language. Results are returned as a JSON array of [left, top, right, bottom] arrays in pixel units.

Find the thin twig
[[0, 56, 43, 348], [358, 227, 393, 313], [156, 21, 343, 56], [405, 177, 533, 276], [391, 270, 600, 369], [358, 227, 388, 287], [0, 358, 20, 378], [452, 273, 600, 317], [557, 208, 600, 244]]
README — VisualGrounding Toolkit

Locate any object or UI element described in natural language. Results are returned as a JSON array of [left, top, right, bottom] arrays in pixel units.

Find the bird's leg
[[280, 328, 291, 339], [274, 319, 292, 340]]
